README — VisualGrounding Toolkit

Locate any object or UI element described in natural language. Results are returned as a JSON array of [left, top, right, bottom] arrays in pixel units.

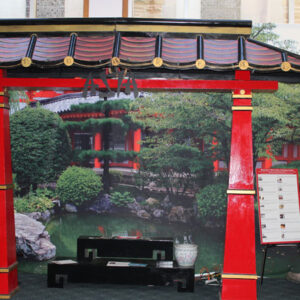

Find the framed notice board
[[256, 168, 300, 245]]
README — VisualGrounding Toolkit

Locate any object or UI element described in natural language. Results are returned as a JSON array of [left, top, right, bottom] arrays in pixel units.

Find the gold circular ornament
[[152, 57, 163, 68], [239, 60, 249, 70], [281, 61, 291, 72], [64, 56, 74, 66], [21, 57, 32, 68], [111, 57, 120, 66], [195, 59, 206, 69], [240, 89, 245, 95]]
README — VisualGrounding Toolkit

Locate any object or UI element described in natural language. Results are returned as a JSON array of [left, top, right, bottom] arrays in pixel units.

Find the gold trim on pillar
[[0, 91, 4, 96], [0, 262, 18, 273], [0, 103, 10, 110], [222, 273, 258, 280], [0, 184, 14, 190], [227, 189, 256, 195], [232, 94, 252, 99], [0, 287, 19, 299], [232, 106, 253, 111]]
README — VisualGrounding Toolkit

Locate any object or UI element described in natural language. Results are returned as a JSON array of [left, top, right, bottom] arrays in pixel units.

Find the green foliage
[[137, 143, 214, 198], [251, 23, 299, 53], [196, 184, 227, 219], [14, 188, 54, 213], [64, 118, 127, 132], [74, 149, 138, 164], [56, 166, 103, 206], [10, 107, 72, 194], [110, 191, 134, 207], [69, 99, 131, 113]]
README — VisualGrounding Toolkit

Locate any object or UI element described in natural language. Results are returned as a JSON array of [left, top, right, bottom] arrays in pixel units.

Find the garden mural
[[6, 22, 300, 282], [10, 86, 300, 278]]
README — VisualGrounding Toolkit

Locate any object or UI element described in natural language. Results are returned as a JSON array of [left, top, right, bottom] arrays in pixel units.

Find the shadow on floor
[[12, 272, 300, 300]]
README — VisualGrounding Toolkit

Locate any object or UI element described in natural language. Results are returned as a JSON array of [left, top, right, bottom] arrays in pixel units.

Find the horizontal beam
[[0, 78, 278, 92]]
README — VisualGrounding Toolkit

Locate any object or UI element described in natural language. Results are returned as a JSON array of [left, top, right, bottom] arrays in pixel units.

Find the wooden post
[[0, 70, 18, 298], [221, 71, 257, 300], [94, 133, 101, 168], [133, 129, 141, 170]]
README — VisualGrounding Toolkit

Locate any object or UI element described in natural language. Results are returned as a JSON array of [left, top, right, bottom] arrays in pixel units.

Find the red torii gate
[[2, 17, 299, 299], [0, 69, 277, 299]]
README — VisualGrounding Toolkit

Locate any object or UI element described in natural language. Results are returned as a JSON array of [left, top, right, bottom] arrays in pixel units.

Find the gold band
[[232, 94, 252, 99], [227, 189, 256, 195], [0, 184, 14, 190], [222, 273, 258, 280], [232, 106, 253, 111], [0, 24, 251, 35], [0, 287, 19, 299], [0, 262, 18, 273], [0, 103, 9, 109], [0, 92, 4, 96]]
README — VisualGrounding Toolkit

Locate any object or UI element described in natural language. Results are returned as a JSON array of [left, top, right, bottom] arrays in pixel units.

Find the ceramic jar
[[174, 243, 198, 267]]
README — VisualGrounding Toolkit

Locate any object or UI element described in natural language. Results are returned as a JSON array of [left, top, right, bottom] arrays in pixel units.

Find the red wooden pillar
[[94, 133, 101, 168], [221, 72, 257, 300], [133, 129, 141, 170], [0, 70, 19, 298]]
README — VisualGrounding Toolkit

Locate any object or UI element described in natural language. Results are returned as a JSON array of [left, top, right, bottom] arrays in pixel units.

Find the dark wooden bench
[[47, 236, 195, 292]]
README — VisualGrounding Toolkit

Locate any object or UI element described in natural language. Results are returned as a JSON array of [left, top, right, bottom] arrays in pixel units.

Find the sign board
[[256, 169, 300, 245]]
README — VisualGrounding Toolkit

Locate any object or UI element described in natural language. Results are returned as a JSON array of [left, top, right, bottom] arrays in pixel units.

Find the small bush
[[110, 191, 134, 207], [56, 166, 103, 207], [196, 184, 227, 219], [14, 189, 54, 213]]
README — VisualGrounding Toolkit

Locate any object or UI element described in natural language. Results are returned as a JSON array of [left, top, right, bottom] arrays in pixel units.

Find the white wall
[[89, 0, 123, 17], [0, 0, 26, 18], [65, 0, 84, 17]]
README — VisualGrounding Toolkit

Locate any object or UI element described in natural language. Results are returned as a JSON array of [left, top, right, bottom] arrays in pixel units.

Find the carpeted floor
[[10, 272, 300, 300]]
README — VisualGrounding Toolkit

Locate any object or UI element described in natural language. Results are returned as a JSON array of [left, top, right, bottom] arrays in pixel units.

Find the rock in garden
[[162, 195, 172, 210], [15, 213, 56, 261], [145, 197, 160, 206], [127, 200, 142, 213], [65, 203, 78, 213], [25, 212, 42, 220], [167, 206, 190, 223], [153, 209, 164, 218], [135, 195, 145, 203], [88, 193, 112, 214], [136, 209, 151, 219]]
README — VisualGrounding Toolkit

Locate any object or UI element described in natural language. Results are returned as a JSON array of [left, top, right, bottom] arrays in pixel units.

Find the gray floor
[[11, 272, 300, 300]]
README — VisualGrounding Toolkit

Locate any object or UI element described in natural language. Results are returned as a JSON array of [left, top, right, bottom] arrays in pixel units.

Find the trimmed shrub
[[10, 107, 72, 194], [14, 189, 54, 213], [196, 183, 227, 219], [56, 166, 103, 207], [110, 191, 134, 207]]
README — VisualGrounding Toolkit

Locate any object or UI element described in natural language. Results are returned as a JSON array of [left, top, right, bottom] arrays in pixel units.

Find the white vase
[[174, 243, 198, 267]]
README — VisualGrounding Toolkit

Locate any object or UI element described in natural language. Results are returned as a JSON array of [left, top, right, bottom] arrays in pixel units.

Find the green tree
[[10, 106, 72, 194], [251, 23, 299, 53], [64, 99, 141, 193], [131, 93, 215, 198], [131, 88, 299, 178]]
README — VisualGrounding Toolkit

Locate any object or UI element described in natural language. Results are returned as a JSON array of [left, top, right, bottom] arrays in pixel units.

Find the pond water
[[18, 213, 300, 278]]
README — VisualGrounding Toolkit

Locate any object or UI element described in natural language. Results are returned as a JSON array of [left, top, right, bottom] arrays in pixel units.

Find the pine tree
[[64, 98, 142, 193]]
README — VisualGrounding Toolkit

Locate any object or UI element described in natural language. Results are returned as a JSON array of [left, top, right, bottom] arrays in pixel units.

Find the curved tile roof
[[0, 18, 299, 75]]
